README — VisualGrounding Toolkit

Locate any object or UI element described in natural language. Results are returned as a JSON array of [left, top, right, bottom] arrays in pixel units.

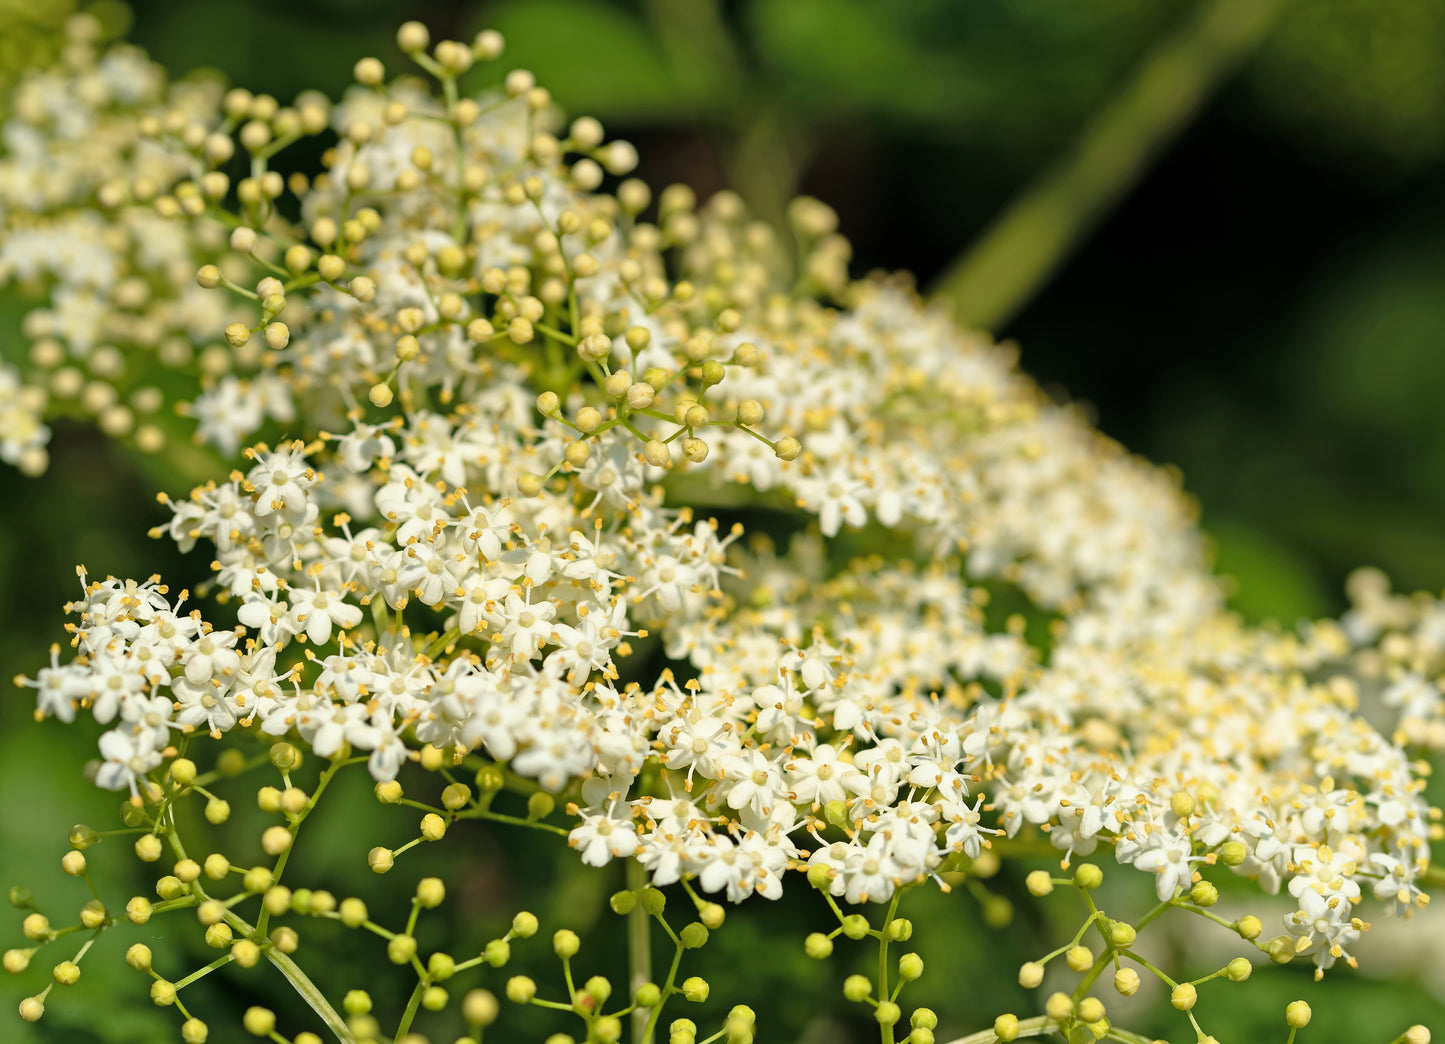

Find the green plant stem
[[930, 0, 1290, 331], [878, 892, 901, 1044], [394, 978, 428, 1044], [627, 857, 651, 1044], [939, 1015, 1158, 1044]]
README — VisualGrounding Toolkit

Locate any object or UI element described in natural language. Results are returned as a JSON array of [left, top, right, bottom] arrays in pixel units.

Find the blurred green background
[[4, 0, 1445, 1041]]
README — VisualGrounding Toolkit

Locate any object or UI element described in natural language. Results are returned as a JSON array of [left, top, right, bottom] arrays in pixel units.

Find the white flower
[[92, 727, 163, 796], [1127, 828, 1200, 902], [568, 803, 639, 867], [247, 443, 316, 518]]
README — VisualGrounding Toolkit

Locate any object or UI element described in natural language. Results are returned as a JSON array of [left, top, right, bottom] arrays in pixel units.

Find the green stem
[[930, 0, 1290, 331], [268, 945, 358, 1044], [393, 978, 428, 1043], [627, 857, 651, 1044], [878, 893, 901, 1044], [939, 1015, 1157, 1044], [217, 899, 355, 1042]]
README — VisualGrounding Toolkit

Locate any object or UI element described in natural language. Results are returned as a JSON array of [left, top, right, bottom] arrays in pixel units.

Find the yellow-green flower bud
[[886, 917, 913, 942], [344, 990, 372, 1015], [374, 781, 403, 804], [121, 896, 152, 926], [77, 899, 105, 929], [842, 914, 870, 940], [242, 1006, 275, 1035], [842, 974, 871, 1002], [387, 935, 417, 964], [512, 911, 539, 938], [1044, 993, 1073, 1020], [804, 933, 833, 959], [270, 927, 298, 954], [1285, 1000, 1311, 1028], [1025, 870, 1054, 896], [610, 891, 637, 915], [585, 975, 612, 1004], [441, 782, 471, 810], [994, 1014, 1021, 1042], [231, 940, 261, 968], [1267, 936, 1295, 965], [1226, 957, 1252, 982], [224, 323, 251, 349], [340, 897, 368, 927], [485, 939, 510, 967], [269, 742, 299, 772], [682, 976, 709, 1002], [151, 979, 177, 1006], [260, 826, 292, 856], [680, 923, 709, 949], [506, 976, 536, 1004], [463, 988, 499, 1025], [553, 930, 580, 959], [898, 953, 924, 981], [416, 878, 445, 908], [126, 944, 152, 972]]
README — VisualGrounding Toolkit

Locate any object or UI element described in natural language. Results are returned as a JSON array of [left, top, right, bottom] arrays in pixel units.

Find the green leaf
[[476, 0, 729, 120], [1206, 517, 1332, 623]]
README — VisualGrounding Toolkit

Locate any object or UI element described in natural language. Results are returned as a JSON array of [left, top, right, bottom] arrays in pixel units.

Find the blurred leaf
[[131, 0, 388, 98], [476, 0, 734, 120], [1248, 0, 1445, 177], [743, 0, 965, 120], [1206, 517, 1332, 622], [743, 0, 1171, 135]]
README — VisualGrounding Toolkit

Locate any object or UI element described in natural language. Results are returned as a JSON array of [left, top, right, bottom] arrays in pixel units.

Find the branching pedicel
[[0, 13, 1439, 1044]]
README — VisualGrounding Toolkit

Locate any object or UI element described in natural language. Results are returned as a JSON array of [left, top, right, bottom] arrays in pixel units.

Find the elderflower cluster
[[7, 13, 1439, 1006]]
